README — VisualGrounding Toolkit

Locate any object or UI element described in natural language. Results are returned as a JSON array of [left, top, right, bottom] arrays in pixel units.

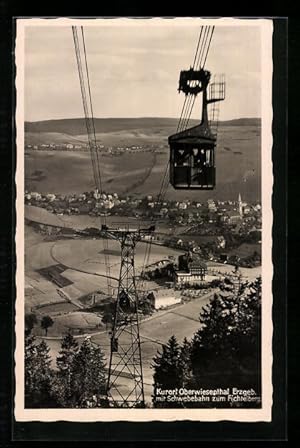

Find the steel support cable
[[180, 94, 194, 131], [72, 27, 100, 189], [142, 26, 216, 286], [139, 26, 210, 289], [74, 27, 102, 198], [158, 170, 170, 211], [179, 25, 208, 130], [80, 27, 112, 289], [199, 25, 213, 68], [176, 95, 188, 133], [196, 26, 215, 133], [145, 24, 204, 256], [180, 27, 212, 132], [196, 25, 209, 69], [182, 26, 212, 129], [81, 27, 103, 194], [182, 93, 197, 131], [180, 93, 194, 131], [138, 158, 169, 290], [192, 26, 204, 69], [178, 91, 194, 132], [180, 26, 214, 133], [75, 27, 99, 188], [177, 27, 206, 132], [144, 151, 170, 274], [176, 28, 203, 132], [72, 26, 112, 295], [183, 94, 196, 130], [179, 52, 204, 131], [139, 147, 170, 292], [183, 26, 215, 130], [74, 35, 111, 290], [74, 28, 99, 184], [201, 26, 214, 69], [177, 89, 194, 132], [139, 157, 169, 291]]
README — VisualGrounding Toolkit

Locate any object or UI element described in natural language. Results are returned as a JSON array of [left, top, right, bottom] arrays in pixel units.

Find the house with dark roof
[[175, 252, 208, 286]]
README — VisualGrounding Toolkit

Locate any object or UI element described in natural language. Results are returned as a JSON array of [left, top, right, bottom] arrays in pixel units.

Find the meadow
[[25, 118, 261, 203]]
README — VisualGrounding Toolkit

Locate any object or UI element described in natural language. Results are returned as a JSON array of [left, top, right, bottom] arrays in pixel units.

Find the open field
[[26, 220, 261, 403], [25, 117, 200, 137], [25, 205, 183, 237], [25, 222, 46, 249], [42, 290, 216, 403], [25, 224, 115, 310], [92, 293, 213, 403], [34, 311, 105, 337], [25, 117, 261, 136], [207, 261, 261, 280], [38, 302, 77, 314], [25, 221, 260, 311], [25, 224, 183, 310], [26, 150, 156, 196], [25, 118, 261, 202], [50, 238, 183, 281], [228, 242, 261, 258]]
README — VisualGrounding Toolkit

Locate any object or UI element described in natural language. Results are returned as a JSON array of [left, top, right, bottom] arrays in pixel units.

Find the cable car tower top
[[169, 26, 226, 190]]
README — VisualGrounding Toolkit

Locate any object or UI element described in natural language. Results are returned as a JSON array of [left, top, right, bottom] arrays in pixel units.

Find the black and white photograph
[[15, 17, 273, 421]]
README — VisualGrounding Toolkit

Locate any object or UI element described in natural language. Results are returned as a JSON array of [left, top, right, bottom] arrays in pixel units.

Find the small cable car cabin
[[169, 67, 225, 190], [169, 122, 216, 190]]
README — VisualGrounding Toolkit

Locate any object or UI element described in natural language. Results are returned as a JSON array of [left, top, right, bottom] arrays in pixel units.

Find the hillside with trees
[[152, 277, 261, 408]]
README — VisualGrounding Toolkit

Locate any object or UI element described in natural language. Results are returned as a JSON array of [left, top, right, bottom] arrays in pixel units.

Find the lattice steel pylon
[[101, 223, 155, 408]]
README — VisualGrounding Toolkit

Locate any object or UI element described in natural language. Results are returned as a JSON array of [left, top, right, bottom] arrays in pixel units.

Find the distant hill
[[25, 117, 261, 135], [25, 117, 262, 202], [218, 118, 261, 127]]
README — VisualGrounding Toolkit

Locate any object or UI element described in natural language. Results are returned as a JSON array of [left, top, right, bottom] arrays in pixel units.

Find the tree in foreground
[[152, 335, 186, 407], [41, 315, 54, 336], [52, 331, 79, 407], [151, 277, 261, 408], [190, 277, 261, 394], [25, 313, 37, 336], [25, 335, 54, 407], [69, 337, 107, 407], [180, 337, 192, 384]]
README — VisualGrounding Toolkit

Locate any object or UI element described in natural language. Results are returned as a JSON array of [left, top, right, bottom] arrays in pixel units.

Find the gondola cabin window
[[170, 143, 216, 190]]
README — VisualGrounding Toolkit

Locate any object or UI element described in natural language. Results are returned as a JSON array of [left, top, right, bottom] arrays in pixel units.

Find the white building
[[46, 193, 56, 202], [207, 199, 217, 212], [30, 192, 42, 201], [178, 202, 187, 210], [94, 190, 101, 200], [147, 288, 181, 310], [175, 253, 208, 286], [104, 200, 114, 209], [238, 193, 243, 218], [175, 271, 206, 286]]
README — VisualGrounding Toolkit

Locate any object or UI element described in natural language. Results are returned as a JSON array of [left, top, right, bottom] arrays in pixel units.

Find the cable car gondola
[[169, 27, 225, 190]]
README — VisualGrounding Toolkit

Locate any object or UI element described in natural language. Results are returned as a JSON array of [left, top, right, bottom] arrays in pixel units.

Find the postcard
[[15, 17, 273, 422]]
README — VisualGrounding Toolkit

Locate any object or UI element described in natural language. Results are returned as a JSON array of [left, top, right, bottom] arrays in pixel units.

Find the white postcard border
[[15, 17, 273, 422]]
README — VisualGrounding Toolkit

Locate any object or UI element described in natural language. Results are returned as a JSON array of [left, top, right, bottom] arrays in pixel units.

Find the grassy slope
[[25, 117, 197, 135], [25, 118, 261, 202], [25, 117, 261, 135]]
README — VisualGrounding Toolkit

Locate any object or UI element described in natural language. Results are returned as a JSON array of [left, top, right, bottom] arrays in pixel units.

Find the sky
[[23, 20, 262, 122]]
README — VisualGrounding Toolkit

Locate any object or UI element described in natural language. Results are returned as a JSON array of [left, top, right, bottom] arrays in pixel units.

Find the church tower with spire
[[238, 193, 243, 218]]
